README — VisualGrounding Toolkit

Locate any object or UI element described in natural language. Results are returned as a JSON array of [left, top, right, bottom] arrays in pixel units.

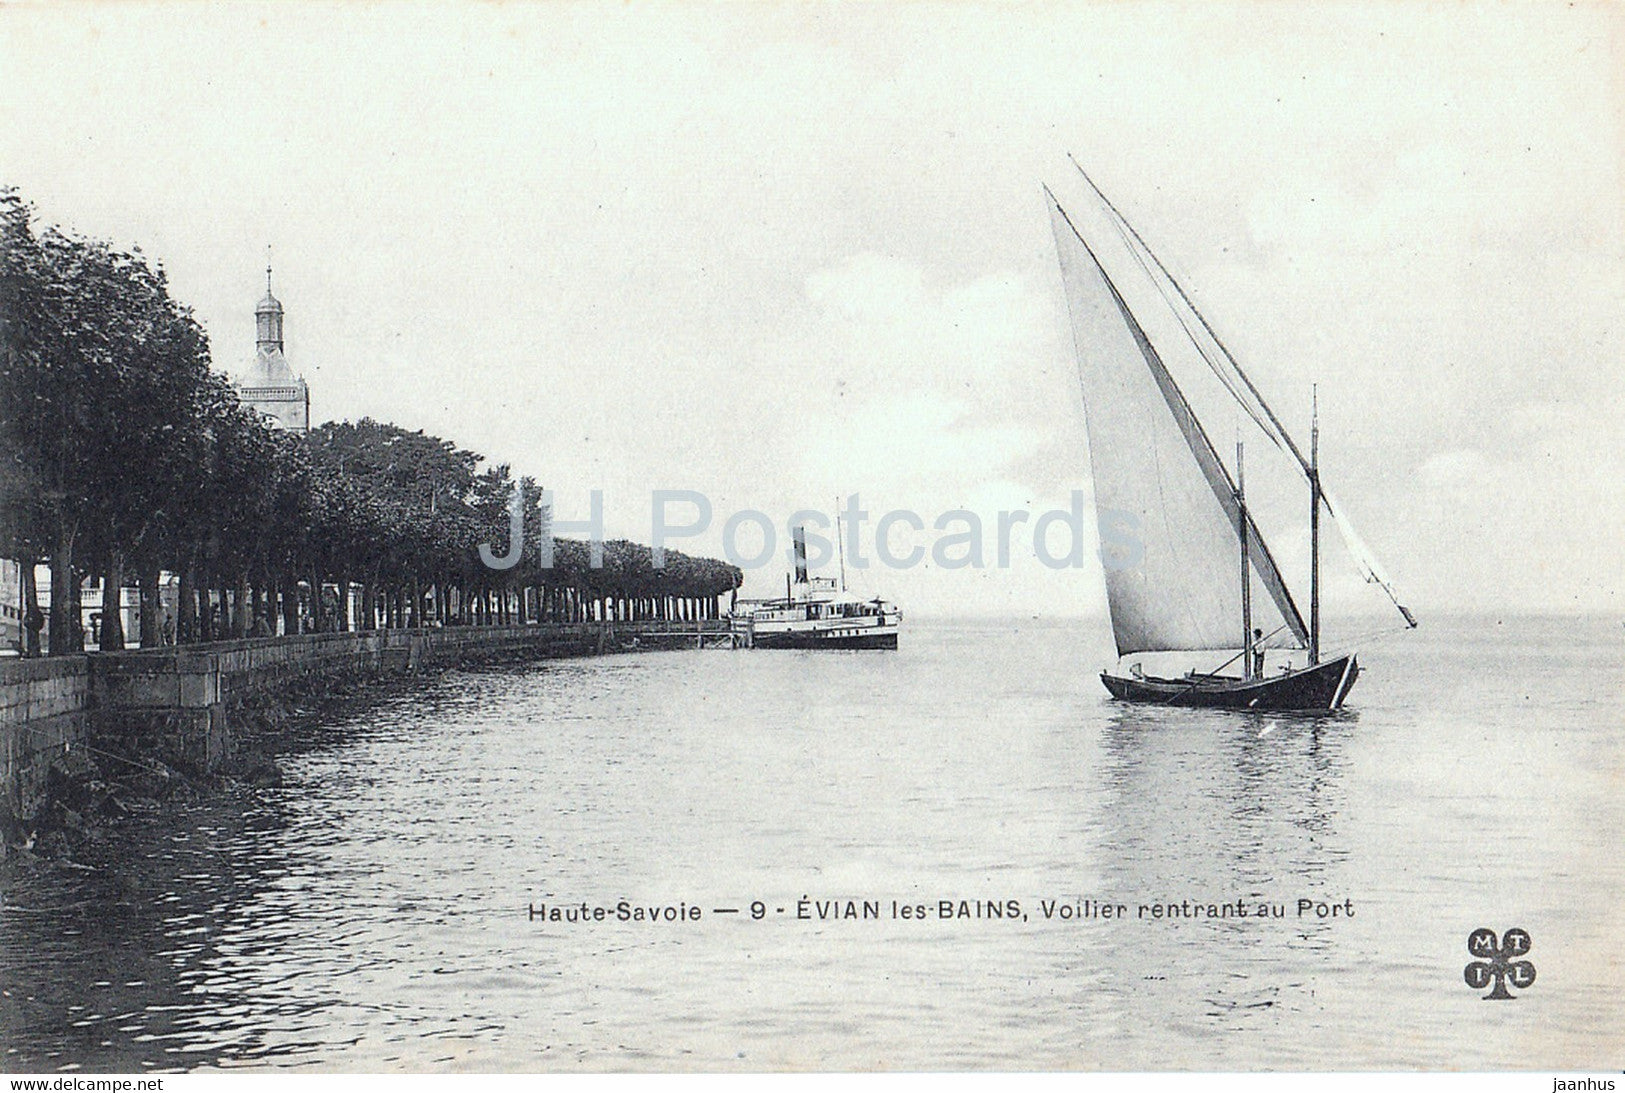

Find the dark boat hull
[[1102, 653, 1358, 711], [750, 630, 899, 650]]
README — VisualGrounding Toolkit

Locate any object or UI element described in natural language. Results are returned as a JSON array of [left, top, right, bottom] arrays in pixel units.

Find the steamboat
[[730, 526, 901, 649]]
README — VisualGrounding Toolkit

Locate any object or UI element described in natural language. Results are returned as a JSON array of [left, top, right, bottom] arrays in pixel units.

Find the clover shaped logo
[[1464, 927, 1535, 1000]]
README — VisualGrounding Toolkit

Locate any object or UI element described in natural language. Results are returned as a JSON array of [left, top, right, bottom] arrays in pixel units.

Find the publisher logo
[[1464, 926, 1535, 1000]]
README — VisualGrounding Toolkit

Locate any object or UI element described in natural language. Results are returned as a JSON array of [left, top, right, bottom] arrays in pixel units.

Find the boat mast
[[835, 497, 848, 592], [1047, 187, 1311, 652], [1309, 386, 1321, 666], [1069, 159, 1416, 637], [1238, 439, 1253, 680]]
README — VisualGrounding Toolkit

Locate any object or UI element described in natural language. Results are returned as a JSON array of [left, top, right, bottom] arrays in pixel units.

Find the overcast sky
[[3, 2, 1620, 618]]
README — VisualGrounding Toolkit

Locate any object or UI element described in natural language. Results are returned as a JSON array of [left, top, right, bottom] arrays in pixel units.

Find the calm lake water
[[2, 615, 1621, 1071]]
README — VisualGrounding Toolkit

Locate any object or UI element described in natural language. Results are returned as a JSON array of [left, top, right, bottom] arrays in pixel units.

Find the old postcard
[[1, 0, 1620, 1076]]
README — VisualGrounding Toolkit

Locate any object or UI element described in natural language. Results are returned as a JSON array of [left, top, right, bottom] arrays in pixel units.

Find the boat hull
[[749, 629, 899, 650], [1102, 653, 1359, 711]]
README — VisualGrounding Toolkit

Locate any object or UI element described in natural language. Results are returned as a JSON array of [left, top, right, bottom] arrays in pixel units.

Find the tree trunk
[[179, 565, 197, 643], [68, 566, 85, 652], [139, 564, 161, 647], [307, 568, 323, 632], [191, 585, 201, 642], [48, 519, 78, 655], [280, 573, 297, 635], [20, 559, 42, 657], [101, 554, 126, 651], [232, 572, 248, 637]]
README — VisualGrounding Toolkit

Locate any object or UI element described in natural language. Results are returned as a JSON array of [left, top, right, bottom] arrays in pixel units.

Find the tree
[[3, 188, 743, 652]]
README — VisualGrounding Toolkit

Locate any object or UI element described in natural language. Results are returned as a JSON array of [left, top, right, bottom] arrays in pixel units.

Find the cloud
[[4, 2, 1620, 616], [805, 253, 927, 322], [1418, 449, 1497, 491]]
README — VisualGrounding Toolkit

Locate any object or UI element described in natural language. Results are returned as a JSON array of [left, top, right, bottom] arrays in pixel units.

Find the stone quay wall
[[0, 656, 91, 834], [2, 619, 726, 833]]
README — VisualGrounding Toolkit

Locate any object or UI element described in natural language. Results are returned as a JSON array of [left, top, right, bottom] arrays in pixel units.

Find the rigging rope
[[1068, 157, 1417, 631], [1071, 155, 1310, 473], [1100, 207, 1278, 443], [1315, 621, 1418, 659]]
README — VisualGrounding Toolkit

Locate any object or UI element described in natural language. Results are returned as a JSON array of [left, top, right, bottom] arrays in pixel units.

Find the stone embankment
[[1, 619, 726, 856]]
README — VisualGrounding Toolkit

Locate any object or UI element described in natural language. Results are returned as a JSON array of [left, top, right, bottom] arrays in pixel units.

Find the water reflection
[[3, 671, 583, 1072], [1100, 707, 1354, 885], [0, 794, 309, 1071], [4, 617, 1617, 1071], [1079, 706, 1357, 1067]]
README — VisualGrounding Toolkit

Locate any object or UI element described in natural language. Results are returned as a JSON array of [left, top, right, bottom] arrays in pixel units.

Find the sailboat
[[1047, 165, 1415, 711]]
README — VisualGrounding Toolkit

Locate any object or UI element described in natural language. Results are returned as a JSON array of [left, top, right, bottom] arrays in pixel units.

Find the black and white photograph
[[1, 0, 1620, 1078]]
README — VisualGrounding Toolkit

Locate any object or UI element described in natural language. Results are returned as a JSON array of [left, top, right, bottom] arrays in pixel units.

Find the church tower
[[236, 262, 310, 433], [256, 270, 284, 352]]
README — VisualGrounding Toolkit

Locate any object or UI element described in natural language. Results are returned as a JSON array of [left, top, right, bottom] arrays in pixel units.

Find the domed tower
[[236, 260, 310, 433], [256, 270, 284, 353]]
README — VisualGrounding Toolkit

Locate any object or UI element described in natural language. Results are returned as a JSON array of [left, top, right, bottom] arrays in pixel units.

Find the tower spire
[[256, 250, 284, 354]]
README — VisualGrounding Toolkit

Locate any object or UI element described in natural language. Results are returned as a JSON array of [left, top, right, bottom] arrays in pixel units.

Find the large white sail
[[1070, 159, 1417, 632], [1048, 194, 1310, 656]]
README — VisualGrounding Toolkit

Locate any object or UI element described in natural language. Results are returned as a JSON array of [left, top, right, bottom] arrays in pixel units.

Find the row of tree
[[0, 189, 740, 655]]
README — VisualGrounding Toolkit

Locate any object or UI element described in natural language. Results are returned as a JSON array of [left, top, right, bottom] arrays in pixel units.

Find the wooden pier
[[604, 618, 734, 650]]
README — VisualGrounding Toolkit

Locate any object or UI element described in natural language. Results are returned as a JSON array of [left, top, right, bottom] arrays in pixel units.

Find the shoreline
[[1, 620, 730, 857]]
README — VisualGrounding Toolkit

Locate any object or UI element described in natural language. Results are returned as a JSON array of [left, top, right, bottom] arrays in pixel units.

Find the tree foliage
[[0, 189, 740, 651]]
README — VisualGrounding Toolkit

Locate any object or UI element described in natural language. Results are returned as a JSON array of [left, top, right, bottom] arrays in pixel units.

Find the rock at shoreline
[[33, 829, 73, 860], [220, 752, 284, 789], [122, 760, 178, 802], [10, 749, 191, 862], [46, 749, 103, 811]]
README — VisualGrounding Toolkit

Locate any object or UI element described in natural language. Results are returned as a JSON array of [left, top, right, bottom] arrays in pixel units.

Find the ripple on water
[[2, 617, 1621, 1070]]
